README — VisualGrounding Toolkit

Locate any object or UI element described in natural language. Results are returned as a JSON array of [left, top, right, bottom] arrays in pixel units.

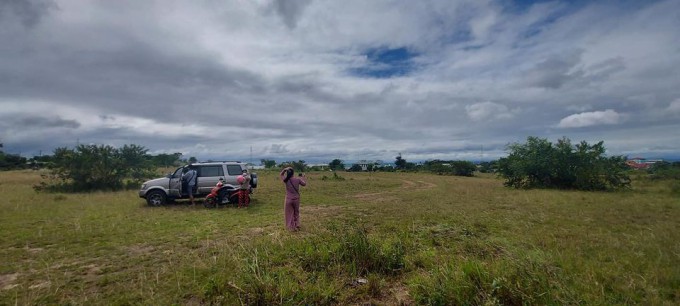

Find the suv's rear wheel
[[146, 190, 167, 207]]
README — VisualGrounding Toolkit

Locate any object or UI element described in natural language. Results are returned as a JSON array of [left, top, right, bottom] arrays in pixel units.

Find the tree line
[[17, 136, 669, 193]]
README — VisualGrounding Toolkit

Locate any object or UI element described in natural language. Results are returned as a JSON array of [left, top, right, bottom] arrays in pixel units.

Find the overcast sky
[[1, 0, 679, 163]]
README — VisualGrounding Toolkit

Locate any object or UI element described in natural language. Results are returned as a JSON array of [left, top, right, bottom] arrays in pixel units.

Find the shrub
[[648, 161, 680, 180], [321, 172, 345, 181], [34, 144, 157, 192], [497, 137, 630, 191], [0, 152, 27, 170], [424, 160, 476, 177]]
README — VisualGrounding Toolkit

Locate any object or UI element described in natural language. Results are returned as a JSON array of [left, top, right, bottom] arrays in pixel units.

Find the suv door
[[196, 165, 224, 194], [169, 167, 184, 197]]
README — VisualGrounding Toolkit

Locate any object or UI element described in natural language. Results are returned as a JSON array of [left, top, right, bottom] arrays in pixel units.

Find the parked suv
[[139, 161, 258, 206]]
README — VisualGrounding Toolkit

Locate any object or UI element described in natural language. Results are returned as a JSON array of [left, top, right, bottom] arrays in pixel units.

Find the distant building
[[353, 160, 383, 171], [625, 157, 662, 170]]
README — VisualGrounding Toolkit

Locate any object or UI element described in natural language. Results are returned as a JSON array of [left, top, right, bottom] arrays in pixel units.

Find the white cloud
[[557, 109, 622, 128]]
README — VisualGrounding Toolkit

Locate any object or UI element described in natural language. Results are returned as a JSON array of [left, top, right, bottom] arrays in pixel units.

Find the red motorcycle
[[203, 178, 250, 208]]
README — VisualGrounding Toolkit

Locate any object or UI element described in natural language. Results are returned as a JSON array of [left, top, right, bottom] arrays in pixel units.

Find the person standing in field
[[280, 167, 306, 231], [182, 165, 198, 206], [238, 169, 251, 208]]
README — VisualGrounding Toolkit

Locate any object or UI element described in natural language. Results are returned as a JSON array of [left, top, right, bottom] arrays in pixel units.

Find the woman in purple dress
[[280, 167, 306, 231]]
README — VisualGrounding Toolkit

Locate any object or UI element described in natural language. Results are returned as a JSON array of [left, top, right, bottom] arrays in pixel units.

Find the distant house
[[625, 157, 662, 170], [353, 160, 383, 171]]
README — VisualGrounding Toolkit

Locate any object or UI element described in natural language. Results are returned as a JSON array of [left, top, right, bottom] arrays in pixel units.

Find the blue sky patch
[[350, 47, 419, 78]]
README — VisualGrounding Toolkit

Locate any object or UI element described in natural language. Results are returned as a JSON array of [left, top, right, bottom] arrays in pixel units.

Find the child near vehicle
[[238, 170, 251, 208]]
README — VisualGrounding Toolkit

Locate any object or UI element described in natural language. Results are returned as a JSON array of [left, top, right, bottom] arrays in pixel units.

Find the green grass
[[1, 170, 679, 305]]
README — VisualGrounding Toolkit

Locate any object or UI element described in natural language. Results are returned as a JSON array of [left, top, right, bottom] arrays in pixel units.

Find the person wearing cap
[[238, 169, 251, 208]]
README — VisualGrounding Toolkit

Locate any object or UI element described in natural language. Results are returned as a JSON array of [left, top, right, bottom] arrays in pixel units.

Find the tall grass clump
[[207, 224, 406, 305], [336, 225, 405, 276], [408, 255, 573, 305]]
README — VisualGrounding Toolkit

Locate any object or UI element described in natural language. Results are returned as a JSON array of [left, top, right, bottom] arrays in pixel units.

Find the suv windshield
[[172, 167, 183, 178]]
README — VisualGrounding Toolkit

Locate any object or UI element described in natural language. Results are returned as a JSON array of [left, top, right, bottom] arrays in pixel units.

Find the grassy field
[[1, 169, 679, 305]]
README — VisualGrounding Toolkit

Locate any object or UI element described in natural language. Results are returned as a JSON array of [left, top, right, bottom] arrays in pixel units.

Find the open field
[[1, 170, 679, 305]]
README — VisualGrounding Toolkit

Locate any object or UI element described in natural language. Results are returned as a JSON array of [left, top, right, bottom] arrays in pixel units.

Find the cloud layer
[[1, 0, 679, 162]]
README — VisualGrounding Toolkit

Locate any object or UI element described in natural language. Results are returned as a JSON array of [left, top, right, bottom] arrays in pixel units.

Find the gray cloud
[[18, 116, 80, 129], [0, 0, 57, 27], [272, 0, 312, 29], [523, 51, 583, 89], [1, 0, 679, 161]]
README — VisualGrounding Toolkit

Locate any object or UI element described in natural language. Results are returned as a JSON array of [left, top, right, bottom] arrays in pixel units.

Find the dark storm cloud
[[0, 35, 266, 123], [524, 51, 582, 89], [0, 113, 79, 130], [272, 0, 312, 29], [18, 115, 80, 129], [0, 0, 57, 27]]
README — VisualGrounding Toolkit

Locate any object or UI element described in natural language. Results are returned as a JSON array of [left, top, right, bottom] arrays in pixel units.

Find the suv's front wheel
[[146, 190, 167, 207]]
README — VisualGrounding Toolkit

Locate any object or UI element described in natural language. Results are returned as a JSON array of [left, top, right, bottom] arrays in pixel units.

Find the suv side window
[[198, 166, 224, 177], [226, 165, 243, 176]]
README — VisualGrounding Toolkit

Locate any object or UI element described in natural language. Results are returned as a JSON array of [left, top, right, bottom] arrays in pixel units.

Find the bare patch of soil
[[0, 273, 19, 290], [125, 244, 155, 256], [390, 283, 414, 305], [417, 180, 437, 190]]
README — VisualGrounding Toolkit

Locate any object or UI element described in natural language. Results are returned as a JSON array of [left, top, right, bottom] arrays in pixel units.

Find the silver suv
[[139, 161, 258, 206]]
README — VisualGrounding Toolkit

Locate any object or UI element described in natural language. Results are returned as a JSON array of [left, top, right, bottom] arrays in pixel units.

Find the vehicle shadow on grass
[[138, 198, 260, 210]]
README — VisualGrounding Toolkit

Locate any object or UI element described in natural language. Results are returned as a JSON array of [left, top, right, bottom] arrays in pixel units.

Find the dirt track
[[352, 179, 437, 201]]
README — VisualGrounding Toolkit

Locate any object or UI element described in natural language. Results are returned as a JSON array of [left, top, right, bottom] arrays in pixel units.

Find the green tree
[[497, 137, 629, 190], [0, 143, 28, 170], [150, 152, 182, 167], [0, 152, 27, 170], [260, 159, 277, 168], [424, 160, 476, 177], [478, 160, 498, 173], [329, 159, 345, 171], [395, 153, 406, 170], [279, 160, 306, 173], [348, 164, 363, 172], [292, 160, 306, 173], [118, 144, 157, 187]]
